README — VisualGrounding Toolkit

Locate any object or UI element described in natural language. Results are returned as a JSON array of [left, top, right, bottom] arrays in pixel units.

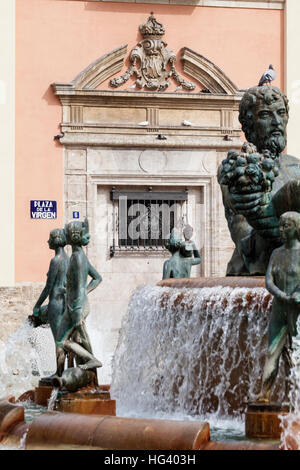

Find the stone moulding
[[181, 48, 239, 95], [51, 93, 243, 149], [68, 1, 284, 10], [58, 45, 128, 91]]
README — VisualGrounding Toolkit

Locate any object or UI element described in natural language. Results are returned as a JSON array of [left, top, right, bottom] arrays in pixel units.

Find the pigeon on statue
[[258, 65, 276, 86]]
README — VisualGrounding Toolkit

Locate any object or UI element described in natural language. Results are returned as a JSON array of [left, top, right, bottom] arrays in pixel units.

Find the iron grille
[[110, 189, 188, 256]]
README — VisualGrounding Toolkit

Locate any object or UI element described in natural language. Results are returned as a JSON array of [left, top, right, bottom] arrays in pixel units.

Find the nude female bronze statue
[[55, 218, 103, 372], [30, 219, 102, 389], [30, 228, 70, 381], [258, 212, 300, 403]]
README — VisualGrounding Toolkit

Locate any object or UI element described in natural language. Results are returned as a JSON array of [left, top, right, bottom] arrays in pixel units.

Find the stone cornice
[[66, 0, 284, 10], [59, 133, 243, 149], [52, 88, 242, 108]]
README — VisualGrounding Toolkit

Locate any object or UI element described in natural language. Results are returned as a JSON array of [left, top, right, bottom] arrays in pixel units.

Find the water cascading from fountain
[[47, 388, 59, 411], [111, 285, 286, 420], [0, 319, 56, 399]]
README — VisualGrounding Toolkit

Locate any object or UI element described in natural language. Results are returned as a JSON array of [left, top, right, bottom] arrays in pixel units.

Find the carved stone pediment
[[110, 14, 196, 92], [181, 48, 239, 95], [53, 15, 239, 96], [66, 45, 128, 91]]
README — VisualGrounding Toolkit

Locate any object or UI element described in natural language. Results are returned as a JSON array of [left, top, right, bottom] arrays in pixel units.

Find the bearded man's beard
[[256, 133, 287, 156]]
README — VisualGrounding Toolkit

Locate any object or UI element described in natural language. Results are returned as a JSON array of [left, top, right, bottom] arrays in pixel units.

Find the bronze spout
[[51, 376, 63, 389], [51, 367, 95, 393]]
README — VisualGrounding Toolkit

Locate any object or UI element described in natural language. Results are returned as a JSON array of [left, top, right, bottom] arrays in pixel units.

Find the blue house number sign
[[31, 200, 57, 219]]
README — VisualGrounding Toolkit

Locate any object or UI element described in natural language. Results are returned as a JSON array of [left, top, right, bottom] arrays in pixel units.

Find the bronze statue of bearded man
[[218, 85, 300, 276]]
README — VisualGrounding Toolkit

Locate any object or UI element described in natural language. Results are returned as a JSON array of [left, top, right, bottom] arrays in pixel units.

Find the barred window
[[110, 189, 188, 256]]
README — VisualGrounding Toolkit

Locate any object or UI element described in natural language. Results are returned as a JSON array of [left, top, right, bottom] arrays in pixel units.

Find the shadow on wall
[[42, 85, 63, 148], [42, 85, 60, 106]]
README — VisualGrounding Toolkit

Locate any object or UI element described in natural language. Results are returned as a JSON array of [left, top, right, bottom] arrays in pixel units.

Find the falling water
[[18, 428, 29, 450], [111, 285, 285, 423], [48, 388, 59, 411], [0, 319, 56, 399]]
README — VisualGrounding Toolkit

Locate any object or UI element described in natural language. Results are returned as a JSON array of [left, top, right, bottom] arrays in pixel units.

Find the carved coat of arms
[[110, 14, 195, 91]]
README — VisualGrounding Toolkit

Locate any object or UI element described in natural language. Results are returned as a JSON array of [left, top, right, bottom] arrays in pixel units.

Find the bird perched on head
[[258, 65, 276, 86]]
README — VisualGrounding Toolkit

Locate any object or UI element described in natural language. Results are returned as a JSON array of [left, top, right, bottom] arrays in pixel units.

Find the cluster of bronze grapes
[[219, 143, 279, 194]]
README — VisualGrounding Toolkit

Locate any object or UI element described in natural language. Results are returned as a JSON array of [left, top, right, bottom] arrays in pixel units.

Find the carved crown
[[139, 13, 165, 38]]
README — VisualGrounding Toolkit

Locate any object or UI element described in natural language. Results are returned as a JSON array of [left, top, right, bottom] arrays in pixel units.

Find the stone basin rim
[[157, 276, 266, 289]]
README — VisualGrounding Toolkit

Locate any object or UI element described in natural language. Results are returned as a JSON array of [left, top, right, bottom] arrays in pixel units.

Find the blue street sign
[[73, 211, 80, 219], [30, 200, 57, 219]]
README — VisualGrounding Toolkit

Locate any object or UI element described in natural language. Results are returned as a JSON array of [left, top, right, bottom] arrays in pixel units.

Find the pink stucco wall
[[15, 0, 284, 282]]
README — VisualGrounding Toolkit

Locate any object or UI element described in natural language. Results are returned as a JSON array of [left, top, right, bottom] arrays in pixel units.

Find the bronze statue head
[[239, 86, 289, 155], [279, 211, 300, 243], [165, 228, 182, 254], [48, 228, 67, 250], [65, 218, 90, 247]]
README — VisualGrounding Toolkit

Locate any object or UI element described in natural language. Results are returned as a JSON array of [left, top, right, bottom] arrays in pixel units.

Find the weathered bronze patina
[[162, 226, 201, 279], [29, 228, 69, 382], [30, 220, 103, 392], [52, 367, 96, 393], [258, 211, 300, 403], [218, 86, 300, 276], [54, 218, 102, 376]]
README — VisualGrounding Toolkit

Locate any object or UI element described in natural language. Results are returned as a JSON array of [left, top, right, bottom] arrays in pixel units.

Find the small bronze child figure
[[258, 211, 300, 403], [162, 225, 201, 279]]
